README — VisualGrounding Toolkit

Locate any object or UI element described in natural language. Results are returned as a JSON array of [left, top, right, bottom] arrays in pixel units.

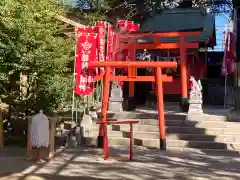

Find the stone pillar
[[108, 86, 123, 112]]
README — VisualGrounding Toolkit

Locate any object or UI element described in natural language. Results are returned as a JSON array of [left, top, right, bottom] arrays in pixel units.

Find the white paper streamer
[[31, 110, 50, 148]]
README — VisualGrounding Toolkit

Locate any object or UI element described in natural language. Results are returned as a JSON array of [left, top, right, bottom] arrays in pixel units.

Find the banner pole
[[224, 74, 228, 108]]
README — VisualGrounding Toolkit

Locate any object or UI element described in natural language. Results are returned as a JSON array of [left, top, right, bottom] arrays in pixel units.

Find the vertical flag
[[221, 32, 230, 76], [75, 29, 97, 95], [96, 21, 107, 75], [107, 24, 113, 61], [221, 31, 236, 76]]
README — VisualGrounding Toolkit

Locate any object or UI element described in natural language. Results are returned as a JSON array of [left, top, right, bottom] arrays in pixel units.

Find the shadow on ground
[[0, 146, 239, 180]]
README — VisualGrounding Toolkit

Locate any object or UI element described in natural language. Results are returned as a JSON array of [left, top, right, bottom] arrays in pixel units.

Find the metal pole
[[224, 74, 228, 108]]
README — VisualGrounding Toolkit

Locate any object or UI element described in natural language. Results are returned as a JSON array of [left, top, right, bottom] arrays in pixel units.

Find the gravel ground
[[0, 146, 239, 180]]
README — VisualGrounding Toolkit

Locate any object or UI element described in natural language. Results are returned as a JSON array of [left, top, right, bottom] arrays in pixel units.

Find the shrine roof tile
[[139, 8, 215, 45]]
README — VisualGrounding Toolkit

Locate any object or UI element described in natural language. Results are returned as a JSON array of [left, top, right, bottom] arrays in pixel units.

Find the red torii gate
[[91, 31, 201, 150], [89, 61, 177, 151], [94, 31, 201, 110], [120, 31, 201, 109]]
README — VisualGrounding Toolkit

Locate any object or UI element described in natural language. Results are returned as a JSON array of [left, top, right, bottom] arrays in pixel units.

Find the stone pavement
[[0, 146, 239, 180]]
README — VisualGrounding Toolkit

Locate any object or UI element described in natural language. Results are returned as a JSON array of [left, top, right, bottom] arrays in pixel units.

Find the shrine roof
[[138, 8, 216, 46]]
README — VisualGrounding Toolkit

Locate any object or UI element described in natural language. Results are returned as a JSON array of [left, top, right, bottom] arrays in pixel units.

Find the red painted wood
[[98, 67, 111, 138], [130, 123, 133, 161], [155, 67, 166, 142], [97, 120, 139, 125], [94, 61, 177, 159], [98, 120, 139, 160], [121, 32, 201, 38], [103, 125, 108, 160], [95, 75, 173, 82], [89, 61, 177, 68], [135, 42, 198, 50]]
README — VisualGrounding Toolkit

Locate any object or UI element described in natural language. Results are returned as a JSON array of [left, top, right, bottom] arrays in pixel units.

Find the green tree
[[0, 0, 74, 116], [70, 0, 232, 24]]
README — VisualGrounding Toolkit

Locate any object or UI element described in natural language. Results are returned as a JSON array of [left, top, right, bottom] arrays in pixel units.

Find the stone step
[[63, 119, 240, 133], [82, 130, 123, 137], [106, 112, 186, 121], [83, 137, 131, 146], [126, 118, 240, 128], [135, 138, 240, 151], [166, 126, 240, 135], [167, 134, 240, 143], [83, 136, 240, 151], [122, 131, 240, 143], [61, 114, 231, 129], [186, 114, 229, 122], [57, 110, 230, 125], [112, 124, 240, 135], [106, 112, 229, 121], [166, 147, 239, 155]]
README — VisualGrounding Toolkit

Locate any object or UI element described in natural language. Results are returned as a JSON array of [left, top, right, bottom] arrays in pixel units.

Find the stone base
[[123, 97, 136, 111], [66, 135, 78, 148], [89, 110, 98, 121], [189, 100, 203, 104], [81, 114, 93, 128], [108, 101, 123, 112], [188, 103, 203, 114], [180, 97, 189, 112]]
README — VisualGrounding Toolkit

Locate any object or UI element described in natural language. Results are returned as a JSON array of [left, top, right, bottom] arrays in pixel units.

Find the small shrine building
[[125, 8, 216, 107]]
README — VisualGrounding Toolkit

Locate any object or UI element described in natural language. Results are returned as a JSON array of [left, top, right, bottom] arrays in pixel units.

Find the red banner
[[127, 23, 139, 61], [113, 33, 120, 61], [77, 26, 97, 34], [118, 20, 132, 32], [77, 26, 99, 75], [118, 21, 139, 74], [96, 21, 106, 74], [221, 31, 236, 76], [75, 31, 97, 95], [107, 24, 113, 61], [118, 21, 139, 59]]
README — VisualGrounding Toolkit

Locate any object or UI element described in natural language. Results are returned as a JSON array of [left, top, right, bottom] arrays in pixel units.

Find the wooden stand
[[27, 117, 56, 162], [0, 108, 3, 148], [26, 116, 32, 158], [48, 119, 56, 159]]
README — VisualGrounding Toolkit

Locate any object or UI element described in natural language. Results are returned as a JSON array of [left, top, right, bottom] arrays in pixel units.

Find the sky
[[215, 14, 230, 51]]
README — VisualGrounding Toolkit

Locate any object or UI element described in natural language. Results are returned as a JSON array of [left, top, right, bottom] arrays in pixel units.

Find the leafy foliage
[[0, 0, 74, 115], [70, 0, 232, 24]]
